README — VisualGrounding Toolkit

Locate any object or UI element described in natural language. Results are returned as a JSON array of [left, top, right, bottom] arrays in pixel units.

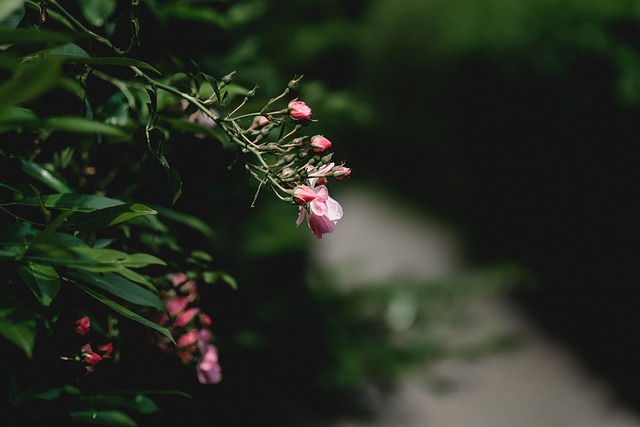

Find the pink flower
[[293, 185, 317, 205], [174, 307, 201, 327], [333, 165, 352, 181], [310, 135, 332, 153], [197, 344, 222, 384], [170, 273, 189, 286], [74, 316, 90, 336], [166, 296, 189, 316], [81, 343, 102, 366], [296, 185, 343, 239], [199, 313, 213, 328], [288, 100, 312, 121], [98, 342, 113, 359], [177, 330, 199, 349], [306, 162, 334, 187]]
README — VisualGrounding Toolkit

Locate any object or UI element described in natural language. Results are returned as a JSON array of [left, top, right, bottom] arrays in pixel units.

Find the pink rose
[[310, 135, 332, 153], [296, 185, 343, 239], [293, 185, 317, 205], [288, 100, 312, 121], [197, 344, 222, 384], [74, 316, 90, 336]]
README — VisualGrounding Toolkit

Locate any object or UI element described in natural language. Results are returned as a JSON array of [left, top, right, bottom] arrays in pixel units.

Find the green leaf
[[13, 193, 124, 211], [0, 29, 75, 46], [0, 0, 23, 28], [60, 203, 157, 231], [115, 267, 158, 292], [68, 270, 165, 311], [70, 409, 137, 427], [48, 43, 90, 58], [20, 159, 73, 193], [0, 222, 36, 260], [26, 231, 165, 271], [81, 393, 160, 415], [44, 116, 129, 138], [66, 56, 160, 74], [79, 0, 116, 27], [16, 261, 60, 306], [75, 282, 174, 343], [0, 56, 62, 107], [0, 295, 37, 358]]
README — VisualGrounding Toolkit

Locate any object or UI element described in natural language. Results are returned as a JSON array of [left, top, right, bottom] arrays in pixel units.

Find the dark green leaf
[[60, 203, 156, 231], [75, 282, 174, 343], [17, 261, 60, 306], [0, 222, 36, 260], [20, 159, 73, 193], [0, 29, 75, 46], [0, 0, 23, 29], [0, 57, 62, 107], [48, 43, 90, 58], [79, 0, 116, 27], [64, 56, 160, 74], [14, 193, 124, 211], [0, 294, 37, 358], [116, 267, 158, 292], [69, 270, 165, 311], [70, 409, 137, 427], [44, 116, 129, 138], [81, 393, 160, 415]]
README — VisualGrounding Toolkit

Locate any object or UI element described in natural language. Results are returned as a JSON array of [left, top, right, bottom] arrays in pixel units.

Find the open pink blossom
[[306, 162, 334, 187], [197, 344, 222, 384], [288, 100, 312, 121], [74, 316, 90, 336], [293, 185, 317, 205], [296, 185, 343, 239]]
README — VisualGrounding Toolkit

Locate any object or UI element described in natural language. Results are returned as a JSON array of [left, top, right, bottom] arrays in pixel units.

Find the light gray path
[[313, 186, 640, 427]]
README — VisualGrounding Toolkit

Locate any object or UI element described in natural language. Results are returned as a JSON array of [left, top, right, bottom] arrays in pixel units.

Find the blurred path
[[312, 186, 640, 427]]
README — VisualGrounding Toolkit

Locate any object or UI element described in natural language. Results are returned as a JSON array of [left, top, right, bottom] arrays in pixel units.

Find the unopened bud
[[222, 71, 236, 84], [288, 100, 312, 121], [310, 135, 332, 153], [333, 165, 352, 181], [288, 75, 303, 91]]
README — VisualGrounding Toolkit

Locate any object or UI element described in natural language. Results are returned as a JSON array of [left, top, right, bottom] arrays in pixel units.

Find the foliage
[[1, 0, 351, 424]]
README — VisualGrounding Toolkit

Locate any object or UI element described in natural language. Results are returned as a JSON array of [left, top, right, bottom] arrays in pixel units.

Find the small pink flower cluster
[[153, 273, 221, 384], [269, 100, 349, 238], [72, 316, 113, 373]]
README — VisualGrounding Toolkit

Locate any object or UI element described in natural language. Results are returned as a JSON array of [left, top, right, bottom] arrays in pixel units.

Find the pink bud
[[293, 185, 317, 205], [170, 273, 188, 287], [81, 344, 102, 365], [310, 135, 332, 153], [288, 101, 312, 121], [333, 165, 352, 181], [98, 342, 113, 358], [199, 313, 213, 328], [74, 316, 90, 336]]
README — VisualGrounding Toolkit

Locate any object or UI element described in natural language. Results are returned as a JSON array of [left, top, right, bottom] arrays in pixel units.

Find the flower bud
[[333, 165, 352, 181], [75, 316, 91, 336], [222, 71, 235, 84], [310, 135, 332, 153], [293, 185, 317, 205], [288, 100, 312, 121], [288, 76, 303, 91]]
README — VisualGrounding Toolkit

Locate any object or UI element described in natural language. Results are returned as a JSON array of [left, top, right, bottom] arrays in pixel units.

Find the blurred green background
[[130, 0, 640, 424], [6, 0, 640, 425]]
